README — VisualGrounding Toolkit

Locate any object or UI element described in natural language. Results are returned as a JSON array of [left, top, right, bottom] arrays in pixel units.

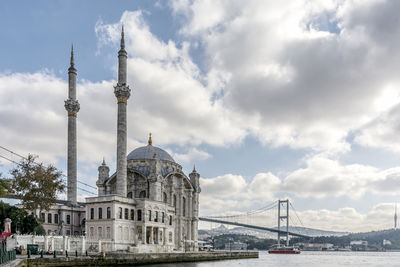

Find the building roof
[[127, 145, 175, 162]]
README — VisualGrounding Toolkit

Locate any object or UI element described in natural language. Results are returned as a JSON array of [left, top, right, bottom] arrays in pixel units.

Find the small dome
[[127, 145, 175, 162]]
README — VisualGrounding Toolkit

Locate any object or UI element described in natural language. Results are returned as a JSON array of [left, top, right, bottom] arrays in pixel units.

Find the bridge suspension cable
[[0, 147, 96, 195], [204, 200, 278, 219]]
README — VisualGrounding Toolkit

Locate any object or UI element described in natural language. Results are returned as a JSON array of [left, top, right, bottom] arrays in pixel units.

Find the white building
[[85, 137, 201, 252]]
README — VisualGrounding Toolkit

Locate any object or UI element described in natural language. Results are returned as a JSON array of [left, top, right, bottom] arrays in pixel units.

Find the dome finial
[[102, 157, 106, 165], [193, 165, 196, 173], [148, 133, 152, 146]]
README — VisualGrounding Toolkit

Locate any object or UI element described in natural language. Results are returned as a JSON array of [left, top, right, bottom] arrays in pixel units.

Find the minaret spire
[[121, 24, 125, 50], [148, 133, 152, 146], [64, 45, 80, 206], [114, 25, 131, 197], [70, 44, 74, 67]]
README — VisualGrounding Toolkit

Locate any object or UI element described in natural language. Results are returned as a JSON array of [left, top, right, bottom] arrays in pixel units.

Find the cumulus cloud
[[170, 0, 400, 152]]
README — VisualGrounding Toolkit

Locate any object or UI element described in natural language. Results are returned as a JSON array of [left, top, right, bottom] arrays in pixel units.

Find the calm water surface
[[141, 251, 400, 267]]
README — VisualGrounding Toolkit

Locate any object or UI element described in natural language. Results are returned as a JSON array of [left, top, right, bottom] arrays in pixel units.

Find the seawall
[[18, 251, 259, 266]]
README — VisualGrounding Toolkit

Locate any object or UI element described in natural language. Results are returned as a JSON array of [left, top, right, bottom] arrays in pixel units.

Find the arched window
[[127, 192, 133, 198], [183, 197, 186, 217], [139, 190, 146, 198], [163, 192, 167, 203]]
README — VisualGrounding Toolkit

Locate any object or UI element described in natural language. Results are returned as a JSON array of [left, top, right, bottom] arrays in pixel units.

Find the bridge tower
[[277, 199, 289, 247]]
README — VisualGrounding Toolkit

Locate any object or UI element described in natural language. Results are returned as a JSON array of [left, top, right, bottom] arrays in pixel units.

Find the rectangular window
[[106, 227, 111, 239], [66, 215, 71, 224], [48, 213, 52, 224], [98, 208, 102, 219], [169, 215, 172, 226], [124, 208, 129, 220], [54, 214, 59, 224], [130, 209, 134, 220], [41, 213, 45, 222], [147, 210, 152, 221], [119, 207, 123, 219], [107, 207, 111, 219], [98, 227, 102, 239], [162, 212, 165, 223], [154, 211, 158, 222], [137, 226, 142, 241], [90, 208, 94, 220], [66, 230, 70, 236], [137, 210, 142, 221]]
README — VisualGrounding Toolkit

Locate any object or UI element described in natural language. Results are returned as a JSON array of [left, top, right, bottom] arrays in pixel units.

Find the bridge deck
[[199, 217, 310, 238]]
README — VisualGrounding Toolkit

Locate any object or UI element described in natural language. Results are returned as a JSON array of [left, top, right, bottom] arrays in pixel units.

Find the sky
[[1, 0, 400, 232]]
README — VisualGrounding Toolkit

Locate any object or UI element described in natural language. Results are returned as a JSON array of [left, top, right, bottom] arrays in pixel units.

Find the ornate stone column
[[114, 26, 131, 197], [64, 45, 80, 206]]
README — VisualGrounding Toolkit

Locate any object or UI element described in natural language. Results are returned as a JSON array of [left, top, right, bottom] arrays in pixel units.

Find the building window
[[54, 214, 59, 224], [154, 211, 158, 222], [98, 227, 103, 239], [139, 190, 146, 198], [130, 209, 134, 220], [98, 208, 103, 219], [66, 230, 71, 235], [107, 207, 111, 219], [118, 207, 123, 219], [41, 213, 45, 222], [118, 226, 122, 240], [162, 212, 165, 223], [137, 226, 142, 241], [90, 208, 94, 220], [163, 192, 167, 203], [169, 232, 173, 243], [183, 197, 186, 216], [127, 192, 132, 198], [106, 227, 111, 239], [66, 215, 71, 224], [169, 215, 172, 226], [137, 210, 142, 221], [48, 213, 52, 224], [131, 228, 135, 241], [124, 208, 129, 220], [90, 227, 94, 238], [147, 210, 152, 221], [173, 194, 177, 213]]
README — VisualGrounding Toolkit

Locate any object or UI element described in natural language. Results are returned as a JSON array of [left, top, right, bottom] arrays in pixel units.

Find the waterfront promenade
[[12, 251, 258, 267]]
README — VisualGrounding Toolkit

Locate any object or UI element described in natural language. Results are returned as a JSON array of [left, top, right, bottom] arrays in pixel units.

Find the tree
[[0, 201, 40, 234], [0, 173, 10, 198], [10, 154, 65, 216]]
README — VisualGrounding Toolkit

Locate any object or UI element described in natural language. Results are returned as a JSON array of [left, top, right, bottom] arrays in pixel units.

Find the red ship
[[268, 245, 300, 254]]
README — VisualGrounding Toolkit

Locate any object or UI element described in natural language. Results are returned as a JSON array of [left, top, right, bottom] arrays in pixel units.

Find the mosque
[[38, 27, 201, 252]]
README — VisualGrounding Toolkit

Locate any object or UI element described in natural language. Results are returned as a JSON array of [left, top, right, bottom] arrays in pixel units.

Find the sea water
[[141, 251, 400, 267]]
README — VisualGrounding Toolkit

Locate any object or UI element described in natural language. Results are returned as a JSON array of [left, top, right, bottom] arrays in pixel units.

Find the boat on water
[[268, 245, 300, 254]]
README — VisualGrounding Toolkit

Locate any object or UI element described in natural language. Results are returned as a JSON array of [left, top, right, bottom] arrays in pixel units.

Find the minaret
[[64, 45, 80, 206], [114, 25, 131, 197], [395, 203, 398, 230]]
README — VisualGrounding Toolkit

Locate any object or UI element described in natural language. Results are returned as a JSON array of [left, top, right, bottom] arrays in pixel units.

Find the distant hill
[[198, 224, 349, 240]]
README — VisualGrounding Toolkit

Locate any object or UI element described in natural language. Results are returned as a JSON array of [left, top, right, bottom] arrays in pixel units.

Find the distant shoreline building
[[27, 26, 201, 252]]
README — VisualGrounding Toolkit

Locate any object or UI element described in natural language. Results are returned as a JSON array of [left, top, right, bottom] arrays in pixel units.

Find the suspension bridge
[[198, 199, 312, 245]]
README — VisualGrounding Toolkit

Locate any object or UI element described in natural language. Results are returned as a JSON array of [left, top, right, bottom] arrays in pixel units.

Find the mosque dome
[[126, 134, 175, 162]]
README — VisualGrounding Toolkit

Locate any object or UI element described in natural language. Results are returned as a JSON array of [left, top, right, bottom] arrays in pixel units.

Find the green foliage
[[0, 201, 40, 234], [0, 173, 11, 198], [33, 224, 45, 235], [208, 233, 277, 250], [10, 154, 65, 213]]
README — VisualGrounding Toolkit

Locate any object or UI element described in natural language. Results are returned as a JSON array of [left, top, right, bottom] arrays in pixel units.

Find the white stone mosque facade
[[33, 27, 201, 253]]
